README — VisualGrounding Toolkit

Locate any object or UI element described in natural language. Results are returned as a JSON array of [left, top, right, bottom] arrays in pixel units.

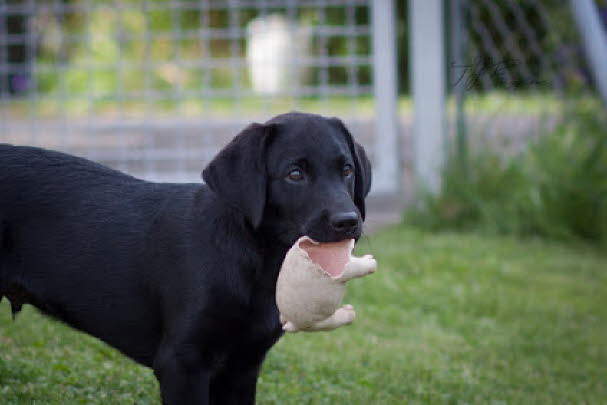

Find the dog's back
[[0, 145, 198, 364]]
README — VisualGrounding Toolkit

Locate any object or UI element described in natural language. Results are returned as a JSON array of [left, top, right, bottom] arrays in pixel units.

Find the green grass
[[407, 100, 607, 246], [1, 227, 606, 404]]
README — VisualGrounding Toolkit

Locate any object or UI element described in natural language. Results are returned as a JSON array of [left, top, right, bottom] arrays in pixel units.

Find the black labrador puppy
[[0, 111, 371, 404]]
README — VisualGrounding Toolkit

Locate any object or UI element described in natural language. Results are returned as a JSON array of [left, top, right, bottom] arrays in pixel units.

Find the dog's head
[[202, 112, 372, 245]]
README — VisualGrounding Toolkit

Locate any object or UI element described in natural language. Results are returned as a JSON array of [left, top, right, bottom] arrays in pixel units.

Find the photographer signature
[[451, 57, 545, 90]]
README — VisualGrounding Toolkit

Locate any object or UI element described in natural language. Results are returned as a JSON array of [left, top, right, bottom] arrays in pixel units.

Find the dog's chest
[[242, 285, 283, 341], [226, 244, 286, 344]]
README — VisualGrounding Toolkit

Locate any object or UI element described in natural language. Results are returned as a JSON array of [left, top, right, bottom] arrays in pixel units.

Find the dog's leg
[[210, 361, 262, 405], [210, 337, 278, 405], [153, 342, 211, 405]]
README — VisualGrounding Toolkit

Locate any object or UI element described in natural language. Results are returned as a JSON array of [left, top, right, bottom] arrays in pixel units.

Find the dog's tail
[[0, 220, 22, 320], [0, 219, 5, 307], [0, 219, 5, 308], [0, 219, 9, 316]]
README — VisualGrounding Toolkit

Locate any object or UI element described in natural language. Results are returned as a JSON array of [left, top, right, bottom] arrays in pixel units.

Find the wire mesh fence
[[1, 0, 603, 194], [0, 0, 378, 183], [447, 0, 602, 159]]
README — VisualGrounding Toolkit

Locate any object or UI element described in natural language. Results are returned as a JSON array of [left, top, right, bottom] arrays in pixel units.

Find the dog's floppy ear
[[330, 117, 372, 220], [202, 123, 274, 228]]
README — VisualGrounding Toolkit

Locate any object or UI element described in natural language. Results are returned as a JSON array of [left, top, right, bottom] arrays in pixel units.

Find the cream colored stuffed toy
[[276, 236, 376, 332]]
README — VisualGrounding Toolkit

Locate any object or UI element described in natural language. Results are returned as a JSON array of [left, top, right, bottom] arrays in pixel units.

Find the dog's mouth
[[298, 237, 354, 277]]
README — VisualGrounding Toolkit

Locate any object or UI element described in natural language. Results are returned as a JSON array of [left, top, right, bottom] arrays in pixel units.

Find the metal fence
[[1, 0, 389, 185], [448, 0, 601, 158], [1, 0, 602, 198]]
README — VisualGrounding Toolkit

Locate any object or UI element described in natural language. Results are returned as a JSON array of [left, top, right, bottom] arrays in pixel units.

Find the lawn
[[1, 226, 606, 404]]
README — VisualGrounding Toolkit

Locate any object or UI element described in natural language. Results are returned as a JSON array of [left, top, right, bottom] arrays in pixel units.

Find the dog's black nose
[[330, 211, 360, 232]]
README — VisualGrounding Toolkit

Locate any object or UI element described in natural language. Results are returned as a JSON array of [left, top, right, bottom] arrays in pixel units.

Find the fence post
[[410, 0, 446, 193], [451, 0, 468, 174], [570, 0, 607, 108], [371, 0, 400, 194]]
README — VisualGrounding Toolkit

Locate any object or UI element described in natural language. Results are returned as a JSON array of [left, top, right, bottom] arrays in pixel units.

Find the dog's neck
[[252, 230, 289, 291], [196, 189, 292, 291]]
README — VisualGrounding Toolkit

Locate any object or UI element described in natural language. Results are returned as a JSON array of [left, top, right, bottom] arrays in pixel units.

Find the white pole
[[570, 0, 607, 107], [410, 0, 446, 193], [371, 0, 400, 194]]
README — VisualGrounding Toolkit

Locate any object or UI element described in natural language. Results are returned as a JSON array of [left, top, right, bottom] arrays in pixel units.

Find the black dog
[[0, 112, 371, 404]]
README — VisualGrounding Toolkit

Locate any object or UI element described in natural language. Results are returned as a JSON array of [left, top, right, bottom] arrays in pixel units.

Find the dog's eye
[[343, 165, 353, 177], [287, 169, 304, 181]]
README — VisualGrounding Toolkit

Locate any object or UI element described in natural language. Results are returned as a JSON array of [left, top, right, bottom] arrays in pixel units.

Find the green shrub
[[405, 102, 607, 245]]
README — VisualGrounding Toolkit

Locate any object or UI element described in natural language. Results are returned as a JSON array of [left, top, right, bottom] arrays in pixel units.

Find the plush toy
[[276, 236, 376, 332]]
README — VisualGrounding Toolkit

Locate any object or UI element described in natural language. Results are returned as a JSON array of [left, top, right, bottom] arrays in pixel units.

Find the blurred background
[[1, 0, 380, 183], [1, 0, 605, 242], [1, 1, 607, 403]]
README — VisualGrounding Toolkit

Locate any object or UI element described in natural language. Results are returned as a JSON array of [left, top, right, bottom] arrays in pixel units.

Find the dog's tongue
[[299, 238, 353, 277]]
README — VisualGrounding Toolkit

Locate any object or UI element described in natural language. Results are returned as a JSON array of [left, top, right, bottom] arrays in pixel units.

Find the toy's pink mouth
[[299, 237, 354, 277]]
